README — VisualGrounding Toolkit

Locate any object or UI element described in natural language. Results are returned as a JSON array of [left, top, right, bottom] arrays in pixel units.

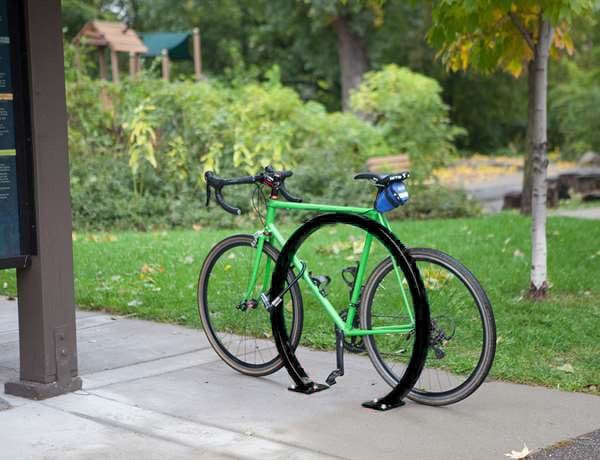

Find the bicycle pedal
[[309, 272, 331, 296]]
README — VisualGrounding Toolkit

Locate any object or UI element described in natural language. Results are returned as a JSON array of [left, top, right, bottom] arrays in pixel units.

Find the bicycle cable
[[251, 183, 268, 226]]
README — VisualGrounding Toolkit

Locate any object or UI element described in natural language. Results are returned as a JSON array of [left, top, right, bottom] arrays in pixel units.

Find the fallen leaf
[[141, 264, 154, 274], [513, 249, 524, 258], [183, 255, 194, 265], [192, 224, 203, 232], [555, 363, 575, 373], [127, 299, 143, 307], [505, 444, 530, 459]]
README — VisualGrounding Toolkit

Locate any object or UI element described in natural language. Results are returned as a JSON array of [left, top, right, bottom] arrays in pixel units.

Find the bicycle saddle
[[354, 171, 410, 186]]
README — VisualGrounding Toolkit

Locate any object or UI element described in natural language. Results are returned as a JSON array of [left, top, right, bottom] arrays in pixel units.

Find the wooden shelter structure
[[73, 20, 148, 83], [141, 28, 203, 81]]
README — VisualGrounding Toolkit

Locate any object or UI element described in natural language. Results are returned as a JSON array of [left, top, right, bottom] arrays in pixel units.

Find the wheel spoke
[[365, 250, 495, 405], [199, 237, 301, 375]]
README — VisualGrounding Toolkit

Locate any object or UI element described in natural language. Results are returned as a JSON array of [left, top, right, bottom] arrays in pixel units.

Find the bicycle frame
[[242, 198, 415, 337]]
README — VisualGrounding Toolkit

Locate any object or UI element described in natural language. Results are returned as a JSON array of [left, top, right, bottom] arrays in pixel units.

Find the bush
[[551, 63, 600, 158], [350, 65, 465, 179], [65, 59, 476, 230]]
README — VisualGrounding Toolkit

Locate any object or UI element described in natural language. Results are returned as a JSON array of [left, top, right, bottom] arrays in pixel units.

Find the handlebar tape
[[279, 184, 302, 203]]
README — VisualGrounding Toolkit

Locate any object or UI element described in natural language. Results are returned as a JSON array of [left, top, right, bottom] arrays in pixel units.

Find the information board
[[0, 0, 35, 269]]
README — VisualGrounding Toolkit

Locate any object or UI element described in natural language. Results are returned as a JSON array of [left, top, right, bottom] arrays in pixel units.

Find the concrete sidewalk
[[1, 297, 599, 459]]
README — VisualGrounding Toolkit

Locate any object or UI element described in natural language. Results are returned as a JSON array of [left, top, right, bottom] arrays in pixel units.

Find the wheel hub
[[237, 299, 258, 312]]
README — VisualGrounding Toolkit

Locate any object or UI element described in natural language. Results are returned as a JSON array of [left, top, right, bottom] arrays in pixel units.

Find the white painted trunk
[[529, 19, 553, 296], [520, 61, 535, 215]]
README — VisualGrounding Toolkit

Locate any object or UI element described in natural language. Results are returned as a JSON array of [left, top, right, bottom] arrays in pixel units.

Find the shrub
[[551, 63, 600, 158], [65, 62, 475, 230], [350, 65, 465, 179]]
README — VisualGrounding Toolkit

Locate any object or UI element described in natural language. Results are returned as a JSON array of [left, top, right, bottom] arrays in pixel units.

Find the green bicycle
[[198, 166, 496, 406]]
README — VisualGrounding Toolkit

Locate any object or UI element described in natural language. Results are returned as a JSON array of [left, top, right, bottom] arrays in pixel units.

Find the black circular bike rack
[[268, 213, 431, 411]]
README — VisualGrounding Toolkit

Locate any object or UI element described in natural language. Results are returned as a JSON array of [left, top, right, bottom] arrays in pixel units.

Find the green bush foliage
[[66, 57, 476, 230], [551, 63, 600, 158], [350, 65, 465, 178]]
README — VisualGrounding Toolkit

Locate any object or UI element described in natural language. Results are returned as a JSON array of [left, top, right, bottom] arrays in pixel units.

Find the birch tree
[[428, 0, 594, 298]]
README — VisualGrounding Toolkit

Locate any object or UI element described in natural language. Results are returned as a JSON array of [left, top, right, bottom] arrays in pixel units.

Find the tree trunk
[[331, 16, 369, 111], [528, 19, 553, 299], [520, 60, 535, 215]]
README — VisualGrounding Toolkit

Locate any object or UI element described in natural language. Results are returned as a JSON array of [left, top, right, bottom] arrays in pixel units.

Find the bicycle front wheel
[[362, 248, 496, 406], [198, 235, 303, 376]]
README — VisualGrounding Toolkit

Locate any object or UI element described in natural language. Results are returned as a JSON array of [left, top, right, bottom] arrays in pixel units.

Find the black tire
[[362, 248, 496, 406], [198, 235, 303, 376], [269, 214, 430, 405]]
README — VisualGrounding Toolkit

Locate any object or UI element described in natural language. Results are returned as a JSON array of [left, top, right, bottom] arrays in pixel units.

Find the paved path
[[1, 297, 599, 459], [552, 207, 600, 220], [529, 429, 600, 459], [464, 174, 521, 212], [463, 167, 600, 213]]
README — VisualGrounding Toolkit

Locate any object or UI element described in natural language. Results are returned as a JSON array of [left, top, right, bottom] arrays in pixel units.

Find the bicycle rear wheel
[[362, 248, 496, 406], [198, 235, 303, 376]]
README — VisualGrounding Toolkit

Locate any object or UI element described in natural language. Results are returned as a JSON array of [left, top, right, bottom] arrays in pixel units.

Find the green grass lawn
[[1, 212, 598, 393]]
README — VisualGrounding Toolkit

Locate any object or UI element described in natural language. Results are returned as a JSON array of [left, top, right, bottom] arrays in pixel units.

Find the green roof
[[140, 32, 192, 60]]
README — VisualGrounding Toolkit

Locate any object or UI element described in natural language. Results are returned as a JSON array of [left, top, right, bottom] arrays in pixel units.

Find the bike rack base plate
[[288, 382, 329, 395], [361, 399, 405, 411]]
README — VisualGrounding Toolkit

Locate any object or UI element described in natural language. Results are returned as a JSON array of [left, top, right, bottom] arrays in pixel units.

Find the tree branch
[[509, 12, 536, 52]]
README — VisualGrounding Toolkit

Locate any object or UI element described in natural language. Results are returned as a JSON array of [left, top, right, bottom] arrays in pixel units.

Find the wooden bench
[[575, 174, 600, 194], [366, 154, 410, 173], [502, 179, 560, 210]]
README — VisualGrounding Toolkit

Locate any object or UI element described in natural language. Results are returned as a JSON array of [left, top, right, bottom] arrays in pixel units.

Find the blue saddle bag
[[374, 181, 409, 213]]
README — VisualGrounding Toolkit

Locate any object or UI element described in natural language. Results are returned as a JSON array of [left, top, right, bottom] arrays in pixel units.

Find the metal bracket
[[289, 380, 329, 395], [54, 326, 71, 384], [268, 213, 431, 411], [325, 327, 345, 386], [362, 398, 405, 411]]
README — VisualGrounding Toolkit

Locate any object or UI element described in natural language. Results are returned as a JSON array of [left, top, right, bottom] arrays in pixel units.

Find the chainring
[[338, 309, 366, 353]]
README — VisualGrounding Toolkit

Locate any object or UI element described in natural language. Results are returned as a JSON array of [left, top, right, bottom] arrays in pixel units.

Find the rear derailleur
[[429, 315, 456, 359]]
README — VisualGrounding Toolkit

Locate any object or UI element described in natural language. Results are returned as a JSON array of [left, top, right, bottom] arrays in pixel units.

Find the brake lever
[[205, 182, 211, 207], [279, 184, 303, 203]]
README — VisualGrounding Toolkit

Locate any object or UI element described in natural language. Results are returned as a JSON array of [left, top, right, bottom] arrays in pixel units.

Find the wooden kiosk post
[[2, 0, 82, 399]]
